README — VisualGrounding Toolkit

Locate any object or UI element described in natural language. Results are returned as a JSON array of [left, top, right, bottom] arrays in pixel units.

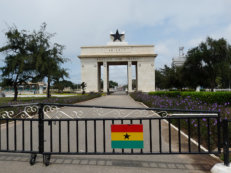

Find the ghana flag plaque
[[111, 124, 144, 149]]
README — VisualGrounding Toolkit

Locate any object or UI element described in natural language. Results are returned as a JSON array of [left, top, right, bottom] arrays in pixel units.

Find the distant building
[[172, 47, 186, 67], [3, 82, 46, 94]]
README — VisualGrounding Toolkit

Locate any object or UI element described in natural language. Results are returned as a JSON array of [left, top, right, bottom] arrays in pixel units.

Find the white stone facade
[[172, 56, 186, 67], [78, 33, 157, 93]]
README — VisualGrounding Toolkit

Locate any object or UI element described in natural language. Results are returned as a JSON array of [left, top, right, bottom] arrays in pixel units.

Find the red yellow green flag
[[111, 124, 143, 149]]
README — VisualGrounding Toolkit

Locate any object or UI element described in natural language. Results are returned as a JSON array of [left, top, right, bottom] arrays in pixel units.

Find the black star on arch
[[124, 133, 130, 140], [111, 29, 124, 42]]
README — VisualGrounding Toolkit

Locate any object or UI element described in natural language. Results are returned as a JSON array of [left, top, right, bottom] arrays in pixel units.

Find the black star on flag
[[111, 29, 124, 42], [124, 133, 130, 140]]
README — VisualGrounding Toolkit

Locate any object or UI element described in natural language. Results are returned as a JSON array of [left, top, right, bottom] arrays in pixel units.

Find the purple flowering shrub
[[131, 92, 231, 150], [131, 92, 230, 119]]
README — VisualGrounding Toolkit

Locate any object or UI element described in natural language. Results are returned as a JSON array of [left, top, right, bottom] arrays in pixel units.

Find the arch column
[[128, 61, 132, 92], [103, 61, 108, 93]]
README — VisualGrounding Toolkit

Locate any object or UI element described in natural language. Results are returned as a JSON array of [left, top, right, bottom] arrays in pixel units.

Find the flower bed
[[149, 91, 231, 105], [130, 92, 231, 151]]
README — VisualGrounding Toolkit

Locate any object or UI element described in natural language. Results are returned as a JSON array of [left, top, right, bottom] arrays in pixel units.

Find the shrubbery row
[[148, 91, 231, 105]]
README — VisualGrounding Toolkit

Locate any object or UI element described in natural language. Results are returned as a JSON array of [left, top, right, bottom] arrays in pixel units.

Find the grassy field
[[0, 93, 100, 106], [18, 93, 83, 96]]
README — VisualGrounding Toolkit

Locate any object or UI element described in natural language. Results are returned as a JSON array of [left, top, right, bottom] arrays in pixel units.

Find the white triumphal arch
[[78, 30, 157, 93]]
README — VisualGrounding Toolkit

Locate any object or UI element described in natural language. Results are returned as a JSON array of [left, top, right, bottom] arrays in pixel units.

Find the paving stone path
[[0, 95, 220, 173]]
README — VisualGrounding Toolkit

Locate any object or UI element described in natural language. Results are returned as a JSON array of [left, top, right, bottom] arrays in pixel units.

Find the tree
[[109, 80, 118, 88], [0, 27, 36, 101], [155, 65, 184, 90], [53, 80, 76, 92], [28, 23, 68, 97], [132, 79, 136, 90], [182, 37, 231, 90], [80, 82, 86, 94]]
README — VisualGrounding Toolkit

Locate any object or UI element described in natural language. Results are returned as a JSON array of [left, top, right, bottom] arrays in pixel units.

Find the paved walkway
[[0, 95, 220, 173]]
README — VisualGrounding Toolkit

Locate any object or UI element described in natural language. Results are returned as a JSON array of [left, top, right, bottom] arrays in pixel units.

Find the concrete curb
[[211, 163, 231, 173]]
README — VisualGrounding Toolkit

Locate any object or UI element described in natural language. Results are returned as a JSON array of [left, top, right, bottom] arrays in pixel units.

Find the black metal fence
[[0, 103, 229, 166], [223, 119, 231, 166]]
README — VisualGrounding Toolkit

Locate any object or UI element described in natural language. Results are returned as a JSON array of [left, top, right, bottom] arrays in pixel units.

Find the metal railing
[[0, 103, 228, 166], [223, 119, 231, 166]]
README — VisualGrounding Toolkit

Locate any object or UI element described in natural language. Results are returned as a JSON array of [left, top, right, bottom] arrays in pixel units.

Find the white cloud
[[155, 39, 180, 68], [0, 0, 231, 82], [187, 38, 204, 48]]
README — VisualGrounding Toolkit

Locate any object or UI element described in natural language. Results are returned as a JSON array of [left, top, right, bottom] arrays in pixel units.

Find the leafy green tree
[[0, 27, 36, 101], [109, 80, 118, 88], [53, 80, 76, 92], [155, 65, 185, 90], [155, 69, 164, 89], [183, 37, 231, 90], [132, 79, 136, 90], [28, 23, 68, 97]]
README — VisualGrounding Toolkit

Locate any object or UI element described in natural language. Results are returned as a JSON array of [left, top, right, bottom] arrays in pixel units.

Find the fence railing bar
[[85, 120, 88, 153], [76, 120, 79, 153], [188, 118, 191, 153], [67, 121, 70, 153], [41, 103, 220, 114], [59, 121, 61, 153], [197, 118, 201, 153], [159, 119, 162, 153], [207, 118, 211, 153], [223, 120, 230, 166], [50, 121, 53, 152], [103, 120, 106, 153], [94, 120, 97, 153], [38, 104, 44, 154], [169, 119, 172, 153], [149, 119, 152, 153], [140, 119, 143, 154], [112, 120, 115, 153], [14, 120, 17, 151], [42, 151, 220, 155], [30, 121, 33, 151], [6, 119, 9, 150], [178, 119, 181, 153], [22, 120, 24, 151], [217, 113, 221, 154], [40, 115, 219, 121]]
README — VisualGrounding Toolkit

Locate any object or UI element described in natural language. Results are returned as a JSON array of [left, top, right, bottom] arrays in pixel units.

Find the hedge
[[149, 91, 231, 105]]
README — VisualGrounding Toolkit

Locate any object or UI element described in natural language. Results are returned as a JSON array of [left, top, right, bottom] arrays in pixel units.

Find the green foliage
[[182, 37, 231, 90], [0, 26, 37, 101], [28, 23, 68, 98], [156, 37, 231, 90], [109, 80, 118, 88], [0, 23, 69, 100], [149, 91, 231, 104], [155, 65, 184, 90], [52, 80, 76, 92], [181, 92, 231, 105], [149, 91, 181, 97]]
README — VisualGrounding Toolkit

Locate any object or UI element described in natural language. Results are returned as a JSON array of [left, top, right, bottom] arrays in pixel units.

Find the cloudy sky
[[0, 0, 231, 85]]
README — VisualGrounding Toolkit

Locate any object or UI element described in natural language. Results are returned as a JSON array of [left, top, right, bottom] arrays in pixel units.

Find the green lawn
[[0, 93, 101, 106], [0, 97, 47, 105]]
